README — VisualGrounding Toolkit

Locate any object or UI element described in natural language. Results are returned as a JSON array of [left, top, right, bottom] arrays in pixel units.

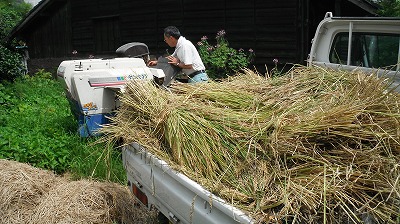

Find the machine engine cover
[[116, 42, 149, 58]]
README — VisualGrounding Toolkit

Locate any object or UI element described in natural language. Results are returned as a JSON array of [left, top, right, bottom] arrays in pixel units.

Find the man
[[148, 26, 208, 83]]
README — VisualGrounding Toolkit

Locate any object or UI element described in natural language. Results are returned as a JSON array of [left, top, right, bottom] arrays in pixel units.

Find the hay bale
[[30, 180, 153, 224], [0, 159, 157, 224], [0, 159, 59, 224]]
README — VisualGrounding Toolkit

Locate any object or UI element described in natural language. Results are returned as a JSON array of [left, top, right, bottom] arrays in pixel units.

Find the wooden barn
[[8, 0, 377, 74]]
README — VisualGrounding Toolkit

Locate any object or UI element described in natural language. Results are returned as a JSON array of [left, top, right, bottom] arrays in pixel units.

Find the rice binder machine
[[57, 42, 178, 137]]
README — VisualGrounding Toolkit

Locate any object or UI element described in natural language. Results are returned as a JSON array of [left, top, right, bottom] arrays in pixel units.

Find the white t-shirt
[[172, 36, 205, 75]]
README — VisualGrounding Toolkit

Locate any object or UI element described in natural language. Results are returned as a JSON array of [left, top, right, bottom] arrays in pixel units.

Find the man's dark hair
[[164, 26, 181, 39]]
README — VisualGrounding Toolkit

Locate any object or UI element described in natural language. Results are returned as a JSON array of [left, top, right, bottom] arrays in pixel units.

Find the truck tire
[[157, 212, 169, 224]]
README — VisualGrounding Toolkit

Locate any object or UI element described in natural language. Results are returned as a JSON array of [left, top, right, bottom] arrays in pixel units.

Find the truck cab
[[308, 12, 400, 91]]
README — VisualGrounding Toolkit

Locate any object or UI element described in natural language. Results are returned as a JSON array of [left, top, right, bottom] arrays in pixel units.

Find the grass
[[0, 72, 125, 183]]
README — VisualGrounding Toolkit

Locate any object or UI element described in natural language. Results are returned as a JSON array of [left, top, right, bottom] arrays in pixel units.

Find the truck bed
[[122, 143, 253, 224]]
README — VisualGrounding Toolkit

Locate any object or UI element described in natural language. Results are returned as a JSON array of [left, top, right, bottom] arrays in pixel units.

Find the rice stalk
[[101, 65, 400, 223]]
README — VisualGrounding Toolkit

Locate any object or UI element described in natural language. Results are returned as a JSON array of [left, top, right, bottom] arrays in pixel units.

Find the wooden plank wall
[[19, 0, 377, 74], [66, 0, 304, 71], [25, 0, 306, 72], [26, 1, 71, 58]]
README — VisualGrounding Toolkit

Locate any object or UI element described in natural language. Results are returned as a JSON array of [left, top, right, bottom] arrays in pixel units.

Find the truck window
[[329, 32, 400, 71]]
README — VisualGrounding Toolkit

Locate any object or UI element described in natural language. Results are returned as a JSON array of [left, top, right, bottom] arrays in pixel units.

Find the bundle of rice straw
[[0, 159, 59, 223], [101, 66, 400, 223], [29, 180, 148, 224], [0, 159, 157, 224]]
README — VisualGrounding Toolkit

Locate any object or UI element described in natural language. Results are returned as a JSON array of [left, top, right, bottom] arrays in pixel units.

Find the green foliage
[[0, 74, 125, 183], [0, 0, 32, 12], [34, 68, 53, 79], [0, 45, 24, 81], [0, 9, 19, 44], [197, 30, 254, 79], [0, 1, 31, 81], [0, 0, 31, 44], [0, 75, 74, 172], [376, 0, 400, 17], [270, 58, 284, 77], [69, 142, 126, 183]]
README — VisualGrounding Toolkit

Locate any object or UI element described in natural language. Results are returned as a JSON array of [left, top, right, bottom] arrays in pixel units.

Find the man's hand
[[147, 60, 158, 66], [166, 55, 179, 65]]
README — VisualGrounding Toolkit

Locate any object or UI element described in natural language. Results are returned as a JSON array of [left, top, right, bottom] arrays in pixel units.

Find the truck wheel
[[157, 212, 169, 224]]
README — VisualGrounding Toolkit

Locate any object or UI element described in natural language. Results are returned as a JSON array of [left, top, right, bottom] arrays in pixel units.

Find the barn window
[[93, 15, 121, 53]]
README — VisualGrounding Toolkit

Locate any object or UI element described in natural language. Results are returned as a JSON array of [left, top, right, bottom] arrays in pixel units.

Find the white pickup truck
[[122, 12, 400, 224]]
